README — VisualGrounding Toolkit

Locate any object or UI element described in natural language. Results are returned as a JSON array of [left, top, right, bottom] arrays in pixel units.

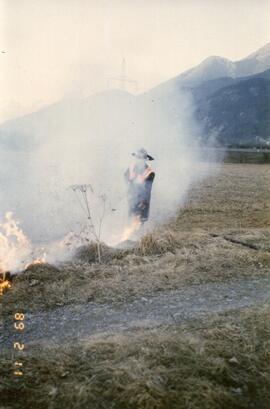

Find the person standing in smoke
[[124, 148, 155, 225]]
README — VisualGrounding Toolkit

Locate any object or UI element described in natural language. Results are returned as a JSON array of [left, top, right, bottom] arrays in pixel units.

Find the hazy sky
[[0, 0, 270, 122]]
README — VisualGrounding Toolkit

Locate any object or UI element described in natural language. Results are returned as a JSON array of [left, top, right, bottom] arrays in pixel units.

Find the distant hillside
[[149, 42, 270, 96], [189, 68, 270, 102], [0, 90, 136, 151], [195, 74, 270, 147], [0, 42, 270, 150], [182, 42, 270, 84], [142, 43, 270, 147]]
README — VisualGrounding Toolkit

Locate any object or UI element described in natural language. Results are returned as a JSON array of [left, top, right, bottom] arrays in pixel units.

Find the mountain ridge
[[195, 74, 270, 147], [0, 42, 269, 149], [147, 42, 270, 94]]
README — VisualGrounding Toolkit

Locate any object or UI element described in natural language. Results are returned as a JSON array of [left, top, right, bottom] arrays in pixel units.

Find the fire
[[0, 272, 12, 296], [24, 252, 47, 270], [0, 280, 11, 295], [0, 212, 46, 273], [120, 215, 141, 242], [0, 212, 31, 273], [107, 215, 142, 246]]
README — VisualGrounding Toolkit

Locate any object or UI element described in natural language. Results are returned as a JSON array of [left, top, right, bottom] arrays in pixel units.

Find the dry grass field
[[1, 163, 270, 409], [2, 304, 270, 409], [2, 163, 270, 314]]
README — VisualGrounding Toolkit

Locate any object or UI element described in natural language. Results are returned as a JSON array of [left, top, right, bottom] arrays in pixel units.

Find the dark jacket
[[124, 163, 155, 222]]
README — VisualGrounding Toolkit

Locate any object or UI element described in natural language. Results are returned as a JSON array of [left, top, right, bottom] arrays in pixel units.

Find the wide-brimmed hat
[[132, 148, 154, 161]]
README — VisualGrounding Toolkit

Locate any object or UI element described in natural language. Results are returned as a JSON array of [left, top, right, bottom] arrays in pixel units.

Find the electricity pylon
[[107, 58, 138, 92]]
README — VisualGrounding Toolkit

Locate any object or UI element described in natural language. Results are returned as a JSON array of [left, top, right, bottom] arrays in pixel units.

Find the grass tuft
[[135, 231, 179, 256], [74, 241, 128, 263]]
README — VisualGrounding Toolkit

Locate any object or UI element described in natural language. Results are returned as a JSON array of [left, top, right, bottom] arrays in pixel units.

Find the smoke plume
[[0, 82, 217, 270]]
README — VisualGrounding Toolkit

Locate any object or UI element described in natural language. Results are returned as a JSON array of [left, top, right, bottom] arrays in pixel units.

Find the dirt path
[[1, 277, 270, 350]]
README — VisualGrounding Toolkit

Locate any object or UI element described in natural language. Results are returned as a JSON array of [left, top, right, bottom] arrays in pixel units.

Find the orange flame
[[0, 280, 11, 295], [0, 212, 47, 273], [0, 212, 31, 272], [120, 215, 141, 242], [24, 252, 47, 270], [0, 272, 12, 296]]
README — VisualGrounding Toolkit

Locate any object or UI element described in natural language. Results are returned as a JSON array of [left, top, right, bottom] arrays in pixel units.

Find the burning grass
[[1, 163, 270, 408], [1, 303, 270, 409], [0, 274, 12, 296], [1, 164, 270, 314], [2, 227, 270, 316]]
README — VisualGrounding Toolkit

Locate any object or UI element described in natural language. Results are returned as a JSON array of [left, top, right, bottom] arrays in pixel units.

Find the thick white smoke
[[0, 82, 217, 264]]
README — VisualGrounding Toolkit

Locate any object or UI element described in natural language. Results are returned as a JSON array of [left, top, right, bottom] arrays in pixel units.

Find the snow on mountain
[[0, 42, 269, 151], [149, 42, 270, 94], [244, 42, 270, 61], [236, 42, 270, 77], [179, 56, 236, 84]]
